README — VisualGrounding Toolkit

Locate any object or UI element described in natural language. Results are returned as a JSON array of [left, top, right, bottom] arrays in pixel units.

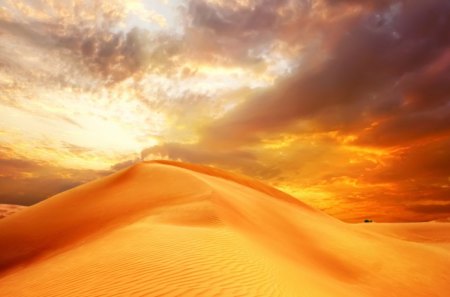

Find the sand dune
[[0, 161, 449, 296], [0, 204, 26, 220]]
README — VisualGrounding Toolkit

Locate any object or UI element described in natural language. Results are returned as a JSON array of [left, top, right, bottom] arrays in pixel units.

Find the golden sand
[[0, 161, 448, 296]]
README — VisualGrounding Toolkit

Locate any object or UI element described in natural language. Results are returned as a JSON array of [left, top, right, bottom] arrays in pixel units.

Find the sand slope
[[0, 161, 449, 296], [0, 204, 26, 220]]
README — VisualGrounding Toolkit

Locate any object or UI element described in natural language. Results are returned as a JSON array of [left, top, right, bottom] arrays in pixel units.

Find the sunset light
[[0, 0, 449, 222]]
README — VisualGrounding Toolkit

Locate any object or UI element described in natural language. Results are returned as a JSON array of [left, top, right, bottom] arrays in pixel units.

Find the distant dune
[[0, 161, 448, 296]]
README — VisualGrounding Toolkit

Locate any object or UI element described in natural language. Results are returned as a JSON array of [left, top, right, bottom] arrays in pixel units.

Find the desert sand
[[0, 204, 26, 220], [0, 161, 449, 296]]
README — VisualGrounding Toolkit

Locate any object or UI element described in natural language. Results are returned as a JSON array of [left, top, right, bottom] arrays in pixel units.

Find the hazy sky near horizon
[[0, 0, 449, 222]]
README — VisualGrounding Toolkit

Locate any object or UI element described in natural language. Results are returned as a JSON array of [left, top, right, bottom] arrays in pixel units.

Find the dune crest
[[0, 162, 449, 296]]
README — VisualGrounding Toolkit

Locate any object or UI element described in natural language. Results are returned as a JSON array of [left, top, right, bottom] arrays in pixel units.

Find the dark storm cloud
[[202, 0, 450, 147]]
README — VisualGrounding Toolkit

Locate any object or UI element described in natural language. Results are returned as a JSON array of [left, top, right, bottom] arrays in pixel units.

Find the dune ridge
[[0, 161, 449, 296], [150, 160, 321, 212]]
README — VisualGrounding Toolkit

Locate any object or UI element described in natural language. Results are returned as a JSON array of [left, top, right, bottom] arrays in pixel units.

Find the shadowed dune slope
[[0, 161, 449, 297]]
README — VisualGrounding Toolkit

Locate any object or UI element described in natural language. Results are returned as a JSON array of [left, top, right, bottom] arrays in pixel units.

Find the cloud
[[141, 142, 275, 177], [365, 137, 450, 184], [110, 159, 141, 171], [0, 1, 181, 84], [324, 0, 392, 8], [0, 176, 81, 205], [0, 155, 108, 205], [201, 0, 450, 147], [407, 203, 450, 215], [60, 27, 181, 83], [0, 158, 42, 173]]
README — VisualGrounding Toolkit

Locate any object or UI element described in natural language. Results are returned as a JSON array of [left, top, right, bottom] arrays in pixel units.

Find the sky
[[0, 0, 449, 222]]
